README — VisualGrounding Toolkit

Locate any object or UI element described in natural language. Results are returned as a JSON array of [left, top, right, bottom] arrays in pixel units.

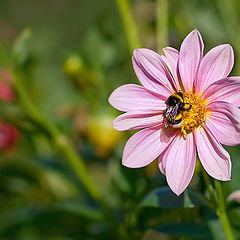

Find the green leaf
[[12, 28, 32, 66], [54, 201, 104, 222], [155, 222, 211, 239], [207, 218, 226, 240], [140, 187, 212, 209]]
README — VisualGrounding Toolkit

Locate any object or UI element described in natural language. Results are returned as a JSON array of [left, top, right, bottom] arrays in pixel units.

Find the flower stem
[[202, 168, 216, 206], [115, 0, 141, 52], [12, 71, 102, 204], [214, 180, 235, 240], [156, 0, 168, 52]]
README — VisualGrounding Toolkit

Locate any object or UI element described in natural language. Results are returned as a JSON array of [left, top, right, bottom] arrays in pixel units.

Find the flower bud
[[87, 112, 122, 158]]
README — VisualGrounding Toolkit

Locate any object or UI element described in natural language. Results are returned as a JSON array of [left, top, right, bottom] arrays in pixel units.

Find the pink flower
[[109, 29, 240, 195], [0, 122, 19, 151], [227, 190, 240, 203], [0, 68, 15, 102]]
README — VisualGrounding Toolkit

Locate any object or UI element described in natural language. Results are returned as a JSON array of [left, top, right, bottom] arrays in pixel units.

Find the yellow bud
[[64, 54, 83, 76], [87, 113, 122, 158]]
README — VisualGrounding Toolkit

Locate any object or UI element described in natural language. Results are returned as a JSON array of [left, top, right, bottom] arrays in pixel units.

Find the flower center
[[163, 92, 206, 135], [180, 92, 206, 135]]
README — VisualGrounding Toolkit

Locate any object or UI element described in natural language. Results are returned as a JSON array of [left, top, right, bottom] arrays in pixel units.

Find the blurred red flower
[[0, 68, 15, 101], [0, 122, 19, 151]]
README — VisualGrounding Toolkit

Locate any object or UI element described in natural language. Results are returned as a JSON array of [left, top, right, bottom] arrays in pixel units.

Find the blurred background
[[0, 0, 239, 239]]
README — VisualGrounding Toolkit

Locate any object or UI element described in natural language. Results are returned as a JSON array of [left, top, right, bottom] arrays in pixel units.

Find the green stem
[[156, 0, 168, 52], [115, 0, 141, 52], [214, 180, 235, 240], [12, 71, 102, 204], [202, 169, 216, 207]]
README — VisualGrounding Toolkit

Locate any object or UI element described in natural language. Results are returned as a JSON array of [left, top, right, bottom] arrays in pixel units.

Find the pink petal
[[202, 77, 240, 107], [0, 81, 15, 101], [227, 190, 240, 203], [195, 44, 234, 94], [132, 48, 176, 95], [123, 127, 177, 168], [159, 133, 196, 196], [158, 158, 166, 175], [108, 84, 166, 112], [162, 47, 180, 90], [205, 101, 240, 146], [113, 111, 163, 131], [195, 127, 231, 181], [179, 29, 204, 92]]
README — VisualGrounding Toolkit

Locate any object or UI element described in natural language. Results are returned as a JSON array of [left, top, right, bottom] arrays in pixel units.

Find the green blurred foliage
[[0, 0, 239, 239]]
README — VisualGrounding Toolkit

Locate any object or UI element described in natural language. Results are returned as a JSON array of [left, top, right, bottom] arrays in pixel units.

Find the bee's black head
[[166, 96, 181, 107]]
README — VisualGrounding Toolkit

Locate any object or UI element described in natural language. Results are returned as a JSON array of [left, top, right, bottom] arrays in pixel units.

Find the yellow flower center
[[181, 92, 206, 135]]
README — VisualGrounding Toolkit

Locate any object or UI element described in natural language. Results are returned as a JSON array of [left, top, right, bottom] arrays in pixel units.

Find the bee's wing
[[169, 106, 179, 120]]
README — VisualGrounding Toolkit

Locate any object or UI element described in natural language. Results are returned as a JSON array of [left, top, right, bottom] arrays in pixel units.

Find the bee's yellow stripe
[[170, 93, 183, 102], [175, 113, 182, 120]]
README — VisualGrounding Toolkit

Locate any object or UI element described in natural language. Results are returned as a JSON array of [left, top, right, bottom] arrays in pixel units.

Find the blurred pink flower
[[0, 68, 15, 101], [0, 122, 19, 151], [109, 29, 240, 195], [227, 190, 240, 203]]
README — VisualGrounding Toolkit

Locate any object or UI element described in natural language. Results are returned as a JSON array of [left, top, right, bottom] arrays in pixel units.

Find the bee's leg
[[163, 118, 169, 128]]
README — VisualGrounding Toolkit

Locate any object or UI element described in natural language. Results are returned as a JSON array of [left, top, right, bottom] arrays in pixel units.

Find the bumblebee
[[163, 92, 191, 128]]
